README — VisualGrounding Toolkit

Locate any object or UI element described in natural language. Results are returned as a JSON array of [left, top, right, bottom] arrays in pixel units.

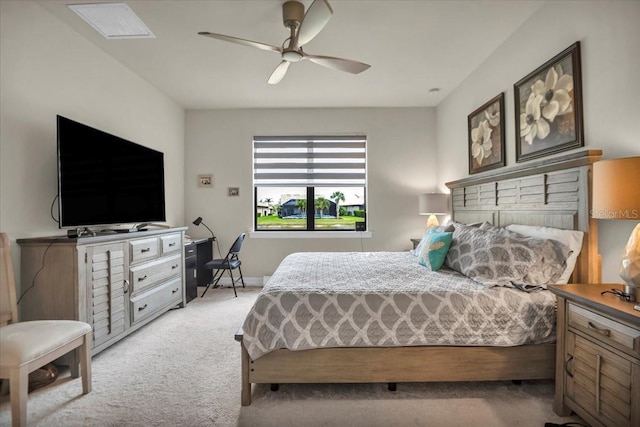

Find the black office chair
[[201, 233, 246, 298]]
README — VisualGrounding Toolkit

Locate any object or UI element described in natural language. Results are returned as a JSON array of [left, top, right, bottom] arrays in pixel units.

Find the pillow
[[413, 223, 455, 256], [479, 222, 572, 287], [506, 224, 584, 284], [445, 224, 539, 287], [417, 230, 453, 271]]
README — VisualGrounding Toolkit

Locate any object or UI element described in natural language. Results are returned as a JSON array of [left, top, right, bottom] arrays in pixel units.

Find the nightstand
[[548, 284, 640, 427], [410, 238, 421, 249]]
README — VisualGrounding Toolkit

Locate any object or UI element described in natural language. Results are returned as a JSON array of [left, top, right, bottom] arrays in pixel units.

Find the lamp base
[[425, 215, 439, 229], [619, 223, 640, 302], [622, 284, 638, 303]]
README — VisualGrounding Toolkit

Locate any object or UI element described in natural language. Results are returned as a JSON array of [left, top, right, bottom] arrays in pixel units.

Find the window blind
[[253, 135, 366, 187]]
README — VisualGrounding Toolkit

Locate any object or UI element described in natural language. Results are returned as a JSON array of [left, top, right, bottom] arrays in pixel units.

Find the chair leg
[[80, 333, 92, 394], [238, 266, 245, 288], [201, 268, 223, 297], [9, 368, 28, 427], [228, 269, 238, 297]]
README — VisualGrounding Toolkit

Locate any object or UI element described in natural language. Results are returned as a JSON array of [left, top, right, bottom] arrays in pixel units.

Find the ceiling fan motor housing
[[283, 1, 305, 28]]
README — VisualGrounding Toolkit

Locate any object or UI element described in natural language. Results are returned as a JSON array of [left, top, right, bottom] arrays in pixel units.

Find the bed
[[236, 149, 602, 406]]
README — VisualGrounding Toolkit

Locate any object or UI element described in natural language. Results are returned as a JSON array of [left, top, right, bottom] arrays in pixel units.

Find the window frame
[[253, 135, 367, 233]]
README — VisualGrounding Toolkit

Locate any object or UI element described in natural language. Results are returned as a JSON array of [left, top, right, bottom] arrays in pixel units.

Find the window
[[253, 136, 366, 231]]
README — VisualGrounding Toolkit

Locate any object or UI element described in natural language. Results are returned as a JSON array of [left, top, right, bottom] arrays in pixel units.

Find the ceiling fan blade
[[268, 61, 291, 85], [198, 32, 282, 54], [304, 54, 371, 74], [297, 0, 333, 47]]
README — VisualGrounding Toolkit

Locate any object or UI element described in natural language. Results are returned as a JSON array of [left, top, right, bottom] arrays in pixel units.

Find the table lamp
[[592, 156, 640, 302], [418, 193, 449, 229]]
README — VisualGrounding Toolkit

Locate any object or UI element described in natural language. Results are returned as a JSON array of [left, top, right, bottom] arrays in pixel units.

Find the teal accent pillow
[[413, 224, 455, 256], [418, 230, 453, 271]]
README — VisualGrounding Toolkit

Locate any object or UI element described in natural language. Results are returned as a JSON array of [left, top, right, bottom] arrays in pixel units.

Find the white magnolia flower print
[[520, 93, 550, 145], [484, 103, 500, 127], [471, 119, 493, 165], [531, 66, 573, 123]]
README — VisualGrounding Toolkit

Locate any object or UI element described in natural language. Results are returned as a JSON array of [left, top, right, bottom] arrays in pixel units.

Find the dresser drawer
[[129, 237, 159, 263], [160, 233, 181, 254], [568, 303, 640, 358], [130, 277, 182, 324], [130, 254, 182, 294]]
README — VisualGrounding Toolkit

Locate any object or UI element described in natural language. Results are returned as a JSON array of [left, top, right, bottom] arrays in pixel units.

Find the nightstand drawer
[[569, 303, 640, 357], [566, 332, 635, 427]]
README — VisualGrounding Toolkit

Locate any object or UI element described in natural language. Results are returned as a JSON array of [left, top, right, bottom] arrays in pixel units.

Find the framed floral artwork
[[468, 92, 505, 174], [514, 42, 583, 163]]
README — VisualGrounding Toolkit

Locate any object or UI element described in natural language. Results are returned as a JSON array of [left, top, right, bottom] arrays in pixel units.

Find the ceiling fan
[[198, 0, 371, 84]]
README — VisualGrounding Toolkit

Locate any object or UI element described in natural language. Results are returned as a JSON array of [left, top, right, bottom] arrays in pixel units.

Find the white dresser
[[17, 227, 187, 356]]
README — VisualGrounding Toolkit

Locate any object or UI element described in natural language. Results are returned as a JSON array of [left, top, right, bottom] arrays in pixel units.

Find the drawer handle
[[172, 264, 179, 269], [169, 242, 176, 247], [141, 248, 151, 253], [587, 321, 611, 337], [138, 275, 148, 282], [138, 304, 148, 311], [564, 355, 574, 378], [172, 288, 179, 294]]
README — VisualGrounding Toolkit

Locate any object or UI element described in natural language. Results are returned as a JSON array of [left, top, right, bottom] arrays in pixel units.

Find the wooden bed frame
[[236, 150, 603, 406]]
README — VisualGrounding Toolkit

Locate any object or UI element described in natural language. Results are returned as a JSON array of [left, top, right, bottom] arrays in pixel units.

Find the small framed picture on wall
[[198, 174, 213, 187], [227, 187, 239, 197]]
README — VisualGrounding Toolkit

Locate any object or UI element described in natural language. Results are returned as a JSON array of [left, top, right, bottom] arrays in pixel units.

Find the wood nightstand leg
[[553, 296, 571, 416]]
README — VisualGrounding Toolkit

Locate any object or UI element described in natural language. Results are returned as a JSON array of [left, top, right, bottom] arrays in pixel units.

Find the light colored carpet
[[0, 287, 584, 427]]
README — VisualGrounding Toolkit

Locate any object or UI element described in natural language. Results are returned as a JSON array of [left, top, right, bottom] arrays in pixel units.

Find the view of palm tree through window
[[255, 187, 366, 230]]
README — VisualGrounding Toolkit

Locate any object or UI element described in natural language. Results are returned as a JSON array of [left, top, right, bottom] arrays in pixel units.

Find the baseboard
[[214, 276, 263, 287]]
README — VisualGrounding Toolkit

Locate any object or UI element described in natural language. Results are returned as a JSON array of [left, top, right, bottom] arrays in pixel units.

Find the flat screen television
[[57, 115, 166, 229]]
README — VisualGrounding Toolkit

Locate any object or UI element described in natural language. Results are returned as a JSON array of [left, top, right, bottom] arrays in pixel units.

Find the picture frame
[[198, 174, 213, 187], [468, 92, 505, 175], [227, 187, 239, 197], [514, 42, 583, 163]]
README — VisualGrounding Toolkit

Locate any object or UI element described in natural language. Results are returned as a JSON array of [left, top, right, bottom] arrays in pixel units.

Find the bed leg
[[241, 343, 252, 406], [270, 384, 279, 391], [387, 383, 397, 391]]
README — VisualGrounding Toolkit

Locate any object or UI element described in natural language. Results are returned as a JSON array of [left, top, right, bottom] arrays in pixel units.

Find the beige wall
[[0, 1, 185, 285], [435, 1, 640, 282], [185, 108, 437, 278], [4, 0, 637, 287]]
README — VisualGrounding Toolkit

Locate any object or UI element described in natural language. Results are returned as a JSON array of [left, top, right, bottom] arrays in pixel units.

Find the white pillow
[[505, 224, 584, 284]]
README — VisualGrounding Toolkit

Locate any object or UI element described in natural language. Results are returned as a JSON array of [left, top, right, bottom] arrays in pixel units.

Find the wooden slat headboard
[[445, 150, 602, 285]]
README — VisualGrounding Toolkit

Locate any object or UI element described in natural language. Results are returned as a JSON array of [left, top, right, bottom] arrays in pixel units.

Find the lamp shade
[[592, 157, 640, 220], [418, 193, 449, 215], [592, 156, 640, 301]]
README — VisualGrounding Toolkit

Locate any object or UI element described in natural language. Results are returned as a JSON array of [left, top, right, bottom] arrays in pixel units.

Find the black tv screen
[[57, 115, 166, 228]]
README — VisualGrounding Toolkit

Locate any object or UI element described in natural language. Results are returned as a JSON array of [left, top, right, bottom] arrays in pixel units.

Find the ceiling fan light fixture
[[282, 50, 303, 62]]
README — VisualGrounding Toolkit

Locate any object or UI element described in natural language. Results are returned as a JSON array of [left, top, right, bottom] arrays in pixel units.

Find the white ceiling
[[36, 0, 544, 110]]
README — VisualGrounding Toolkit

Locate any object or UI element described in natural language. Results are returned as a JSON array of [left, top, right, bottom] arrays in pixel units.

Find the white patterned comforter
[[242, 252, 556, 359]]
